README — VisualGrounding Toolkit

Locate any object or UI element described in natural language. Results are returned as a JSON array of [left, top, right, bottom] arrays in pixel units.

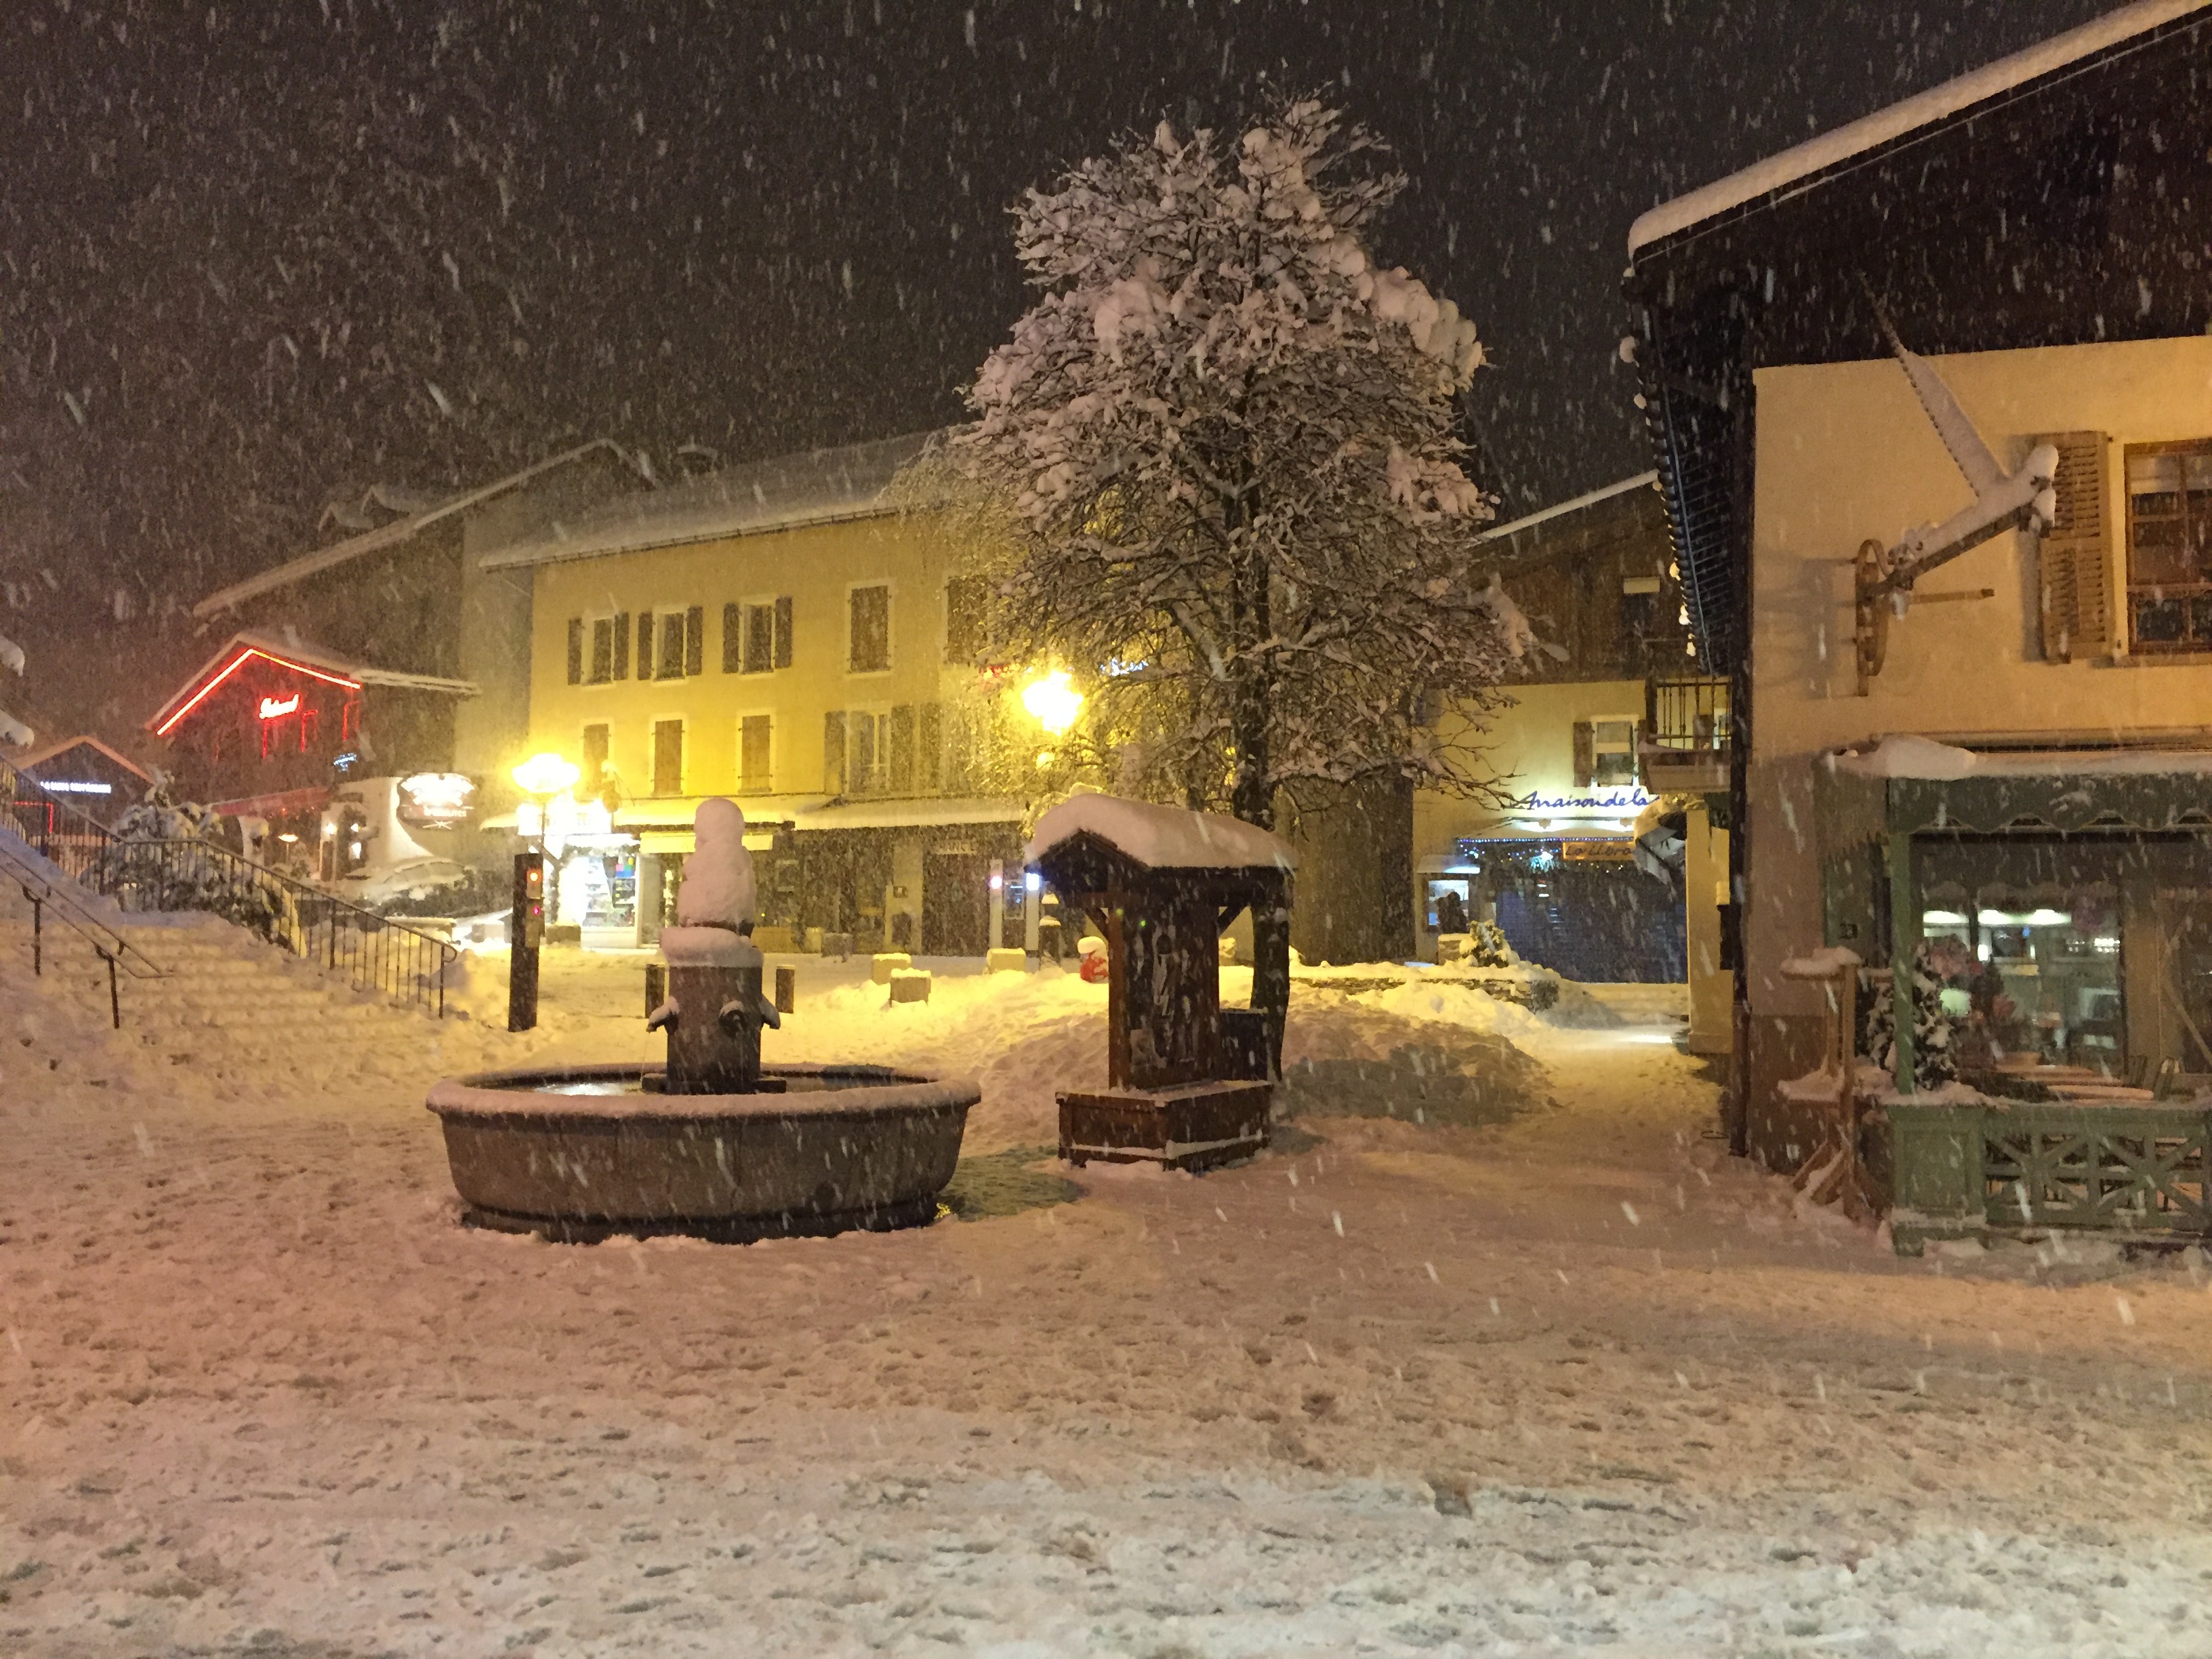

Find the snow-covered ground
[[5, 903, 2212, 1657]]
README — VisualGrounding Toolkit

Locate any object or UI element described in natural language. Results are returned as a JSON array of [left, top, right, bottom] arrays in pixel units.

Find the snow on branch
[[950, 96, 1517, 822]]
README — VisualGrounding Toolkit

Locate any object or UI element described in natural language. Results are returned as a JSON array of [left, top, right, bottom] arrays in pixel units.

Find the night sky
[[3, 0, 2112, 741]]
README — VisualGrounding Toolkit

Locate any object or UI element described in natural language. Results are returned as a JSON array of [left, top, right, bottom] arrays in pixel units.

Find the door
[[652, 720, 684, 796], [922, 852, 991, 956]]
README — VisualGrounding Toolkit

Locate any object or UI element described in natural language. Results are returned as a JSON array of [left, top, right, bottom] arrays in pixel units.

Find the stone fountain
[[426, 798, 979, 1242]]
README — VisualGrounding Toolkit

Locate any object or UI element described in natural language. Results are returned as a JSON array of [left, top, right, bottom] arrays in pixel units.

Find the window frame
[[2123, 437, 2212, 655], [847, 581, 893, 676], [737, 711, 775, 796]]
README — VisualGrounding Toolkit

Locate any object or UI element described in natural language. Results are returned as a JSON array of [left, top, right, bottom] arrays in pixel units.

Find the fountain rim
[[426, 1061, 981, 1123]]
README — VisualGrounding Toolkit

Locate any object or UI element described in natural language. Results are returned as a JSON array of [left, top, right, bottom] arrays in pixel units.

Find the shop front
[[1817, 745, 2212, 1093]]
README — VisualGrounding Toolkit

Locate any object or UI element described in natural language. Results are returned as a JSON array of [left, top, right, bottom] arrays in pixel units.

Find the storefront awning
[[1822, 737, 2212, 839], [794, 797, 1025, 833]]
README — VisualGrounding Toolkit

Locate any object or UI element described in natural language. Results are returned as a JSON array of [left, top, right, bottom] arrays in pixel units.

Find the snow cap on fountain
[[675, 796, 756, 928]]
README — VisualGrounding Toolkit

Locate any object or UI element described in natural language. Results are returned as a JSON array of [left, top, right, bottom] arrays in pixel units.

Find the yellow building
[[480, 434, 1031, 954]]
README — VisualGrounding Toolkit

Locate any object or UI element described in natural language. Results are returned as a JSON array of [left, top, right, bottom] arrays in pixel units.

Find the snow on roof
[[12, 733, 154, 782], [1473, 472, 1658, 545], [1832, 735, 2212, 780], [1025, 794, 1297, 873], [476, 432, 941, 571], [1629, 0, 2211, 254], [192, 439, 636, 618]]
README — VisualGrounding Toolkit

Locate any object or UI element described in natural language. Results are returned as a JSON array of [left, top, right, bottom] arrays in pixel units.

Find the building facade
[[1631, 0, 2212, 1162], [483, 434, 1032, 951], [1418, 476, 1732, 1015]]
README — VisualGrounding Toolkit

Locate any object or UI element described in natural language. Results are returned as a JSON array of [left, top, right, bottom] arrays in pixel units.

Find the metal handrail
[[0, 750, 456, 1018], [0, 833, 168, 1029]]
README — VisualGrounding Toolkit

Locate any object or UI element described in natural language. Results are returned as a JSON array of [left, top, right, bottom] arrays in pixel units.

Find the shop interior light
[[276, 832, 300, 844], [1922, 909, 1968, 926], [1020, 670, 1083, 736]]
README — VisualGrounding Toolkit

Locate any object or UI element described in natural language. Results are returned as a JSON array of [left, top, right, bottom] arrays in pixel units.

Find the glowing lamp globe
[[512, 752, 581, 799], [1021, 670, 1083, 737]]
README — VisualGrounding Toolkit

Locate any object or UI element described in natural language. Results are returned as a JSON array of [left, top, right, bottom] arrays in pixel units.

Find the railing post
[[99, 948, 119, 1029]]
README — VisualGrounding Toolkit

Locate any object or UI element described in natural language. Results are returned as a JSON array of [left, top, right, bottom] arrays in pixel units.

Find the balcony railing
[[1642, 676, 1732, 790]]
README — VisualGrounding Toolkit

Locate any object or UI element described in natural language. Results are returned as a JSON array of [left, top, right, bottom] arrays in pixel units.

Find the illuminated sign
[[38, 779, 113, 796], [398, 772, 475, 827], [258, 694, 302, 720], [1515, 787, 1652, 813]]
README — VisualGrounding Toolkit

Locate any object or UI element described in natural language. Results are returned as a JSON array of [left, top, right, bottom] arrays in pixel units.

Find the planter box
[[1887, 1096, 2212, 1254], [1058, 1080, 1272, 1173]]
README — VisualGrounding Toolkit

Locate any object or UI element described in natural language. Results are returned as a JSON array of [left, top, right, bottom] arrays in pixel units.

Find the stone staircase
[[0, 884, 458, 1081]]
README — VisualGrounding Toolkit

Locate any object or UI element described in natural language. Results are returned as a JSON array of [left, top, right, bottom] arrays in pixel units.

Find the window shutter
[[2038, 431, 2111, 663], [722, 602, 742, 674], [1571, 721, 1595, 788], [685, 606, 705, 676], [613, 613, 630, 679], [774, 596, 794, 669], [658, 613, 685, 680], [918, 702, 942, 793], [566, 618, 583, 685], [823, 711, 847, 795], [636, 611, 655, 681], [888, 704, 916, 793]]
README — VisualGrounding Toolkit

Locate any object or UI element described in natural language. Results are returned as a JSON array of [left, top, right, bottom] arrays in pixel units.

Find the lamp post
[[508, 752, 580, 1031], [1015, 670, 1085, 952]]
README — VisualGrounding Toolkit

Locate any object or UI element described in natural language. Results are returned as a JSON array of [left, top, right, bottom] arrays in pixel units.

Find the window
[[726, 598, 790, 674], [637, 611, 657, 680], [2126, 440, 2212, 652], [739, 715, 772, 794], [656, 611, 693, 680], [612, 612, 630, 679], [582, 723, 611, 792], [848, 710, 880, 793], [945, 576, 991, 665], [566, 618, 584, 685], [588, 619, 615, 684], [848, 584, 890, 674], [651, 719, 684, 796], [685, 605, 705, 676], [1572, 719, 1639, 789]]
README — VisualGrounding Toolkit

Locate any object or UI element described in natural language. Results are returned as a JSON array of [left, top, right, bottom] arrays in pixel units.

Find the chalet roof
[[148, 631, 477, 737], [1627, 1, 2212, 674], [192, 439, 639, 619], [12, 734, 154, 783], [1025, 795, 1296, 874], [1629, 0, 2210, 255], [475, 432, 939, 571]]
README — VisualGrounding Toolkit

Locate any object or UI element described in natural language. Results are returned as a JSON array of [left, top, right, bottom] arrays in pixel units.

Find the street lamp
[[506, 752, 579, 1032], [1021, 670, 1083, 737]]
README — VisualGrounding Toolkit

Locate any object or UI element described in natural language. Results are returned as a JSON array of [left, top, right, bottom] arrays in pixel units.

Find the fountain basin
[[425, 1063, 979, 1242]]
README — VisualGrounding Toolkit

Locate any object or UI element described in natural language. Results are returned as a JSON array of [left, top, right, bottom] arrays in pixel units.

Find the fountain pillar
[[645, 797, 781, 1092]]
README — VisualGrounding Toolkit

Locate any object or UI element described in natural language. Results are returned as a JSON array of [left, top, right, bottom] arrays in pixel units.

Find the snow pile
[[1026, 793, 1296, 871], [674, 796, 756, 926]]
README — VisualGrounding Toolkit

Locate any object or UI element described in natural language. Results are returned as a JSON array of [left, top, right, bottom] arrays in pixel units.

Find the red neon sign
[[258, 693, 301, 720], [155, 648, 361, 738]]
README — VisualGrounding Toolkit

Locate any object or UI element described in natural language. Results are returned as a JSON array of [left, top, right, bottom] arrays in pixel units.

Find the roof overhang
[[149, 632, 477, 737], [191, 439, 634, 618]]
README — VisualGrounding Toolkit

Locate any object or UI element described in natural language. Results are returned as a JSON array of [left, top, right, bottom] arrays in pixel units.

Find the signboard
[[398, 772, 476, 827], [258, 693, 302, 720]]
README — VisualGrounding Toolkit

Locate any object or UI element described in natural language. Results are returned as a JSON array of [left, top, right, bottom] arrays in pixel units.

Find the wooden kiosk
[[1027, 795, 1294, 1172]]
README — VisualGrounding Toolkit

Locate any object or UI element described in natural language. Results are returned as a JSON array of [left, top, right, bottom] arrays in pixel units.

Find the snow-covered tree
[[955, 99, 1523, 848], [0, 629, 31, 749]]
